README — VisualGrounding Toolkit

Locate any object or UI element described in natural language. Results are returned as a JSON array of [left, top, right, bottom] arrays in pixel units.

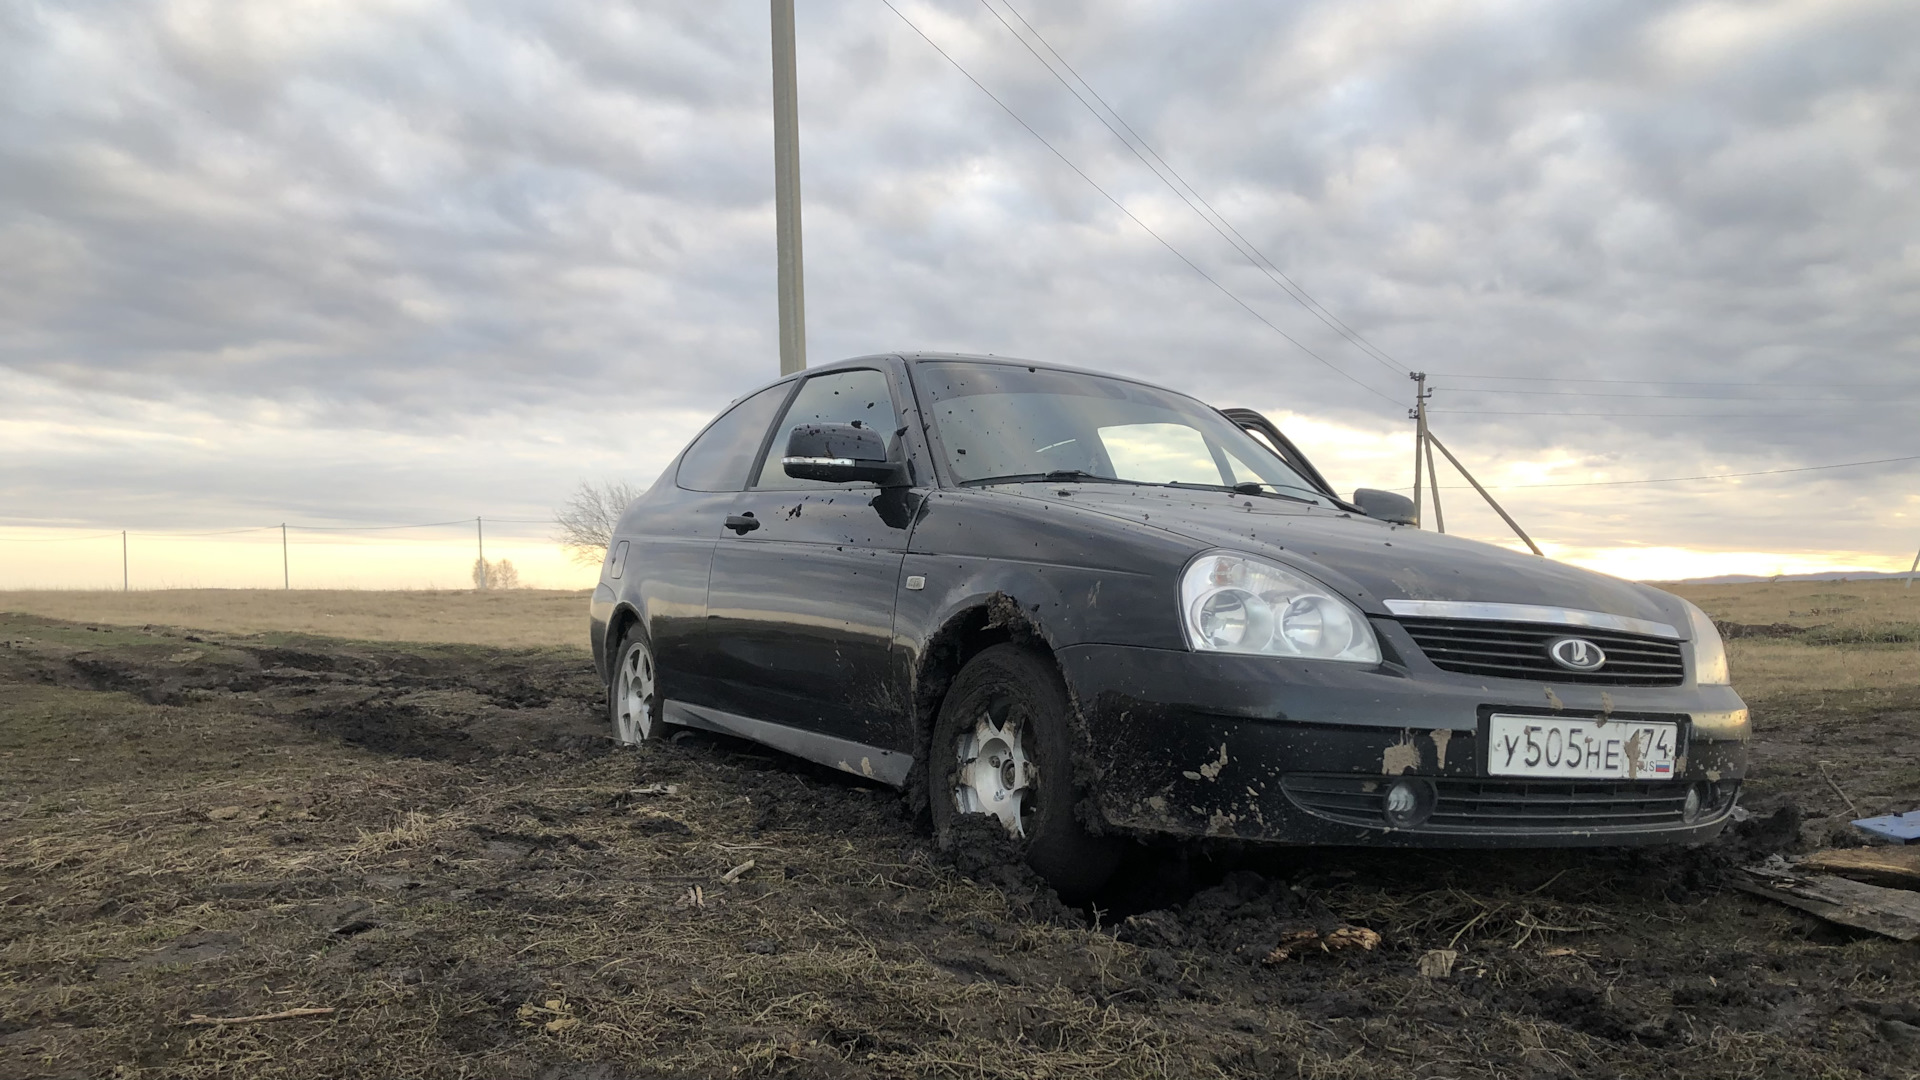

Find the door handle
[[724, 513, 760, 535]]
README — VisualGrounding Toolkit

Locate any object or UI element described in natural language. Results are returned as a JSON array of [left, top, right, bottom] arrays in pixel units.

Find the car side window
[[753, 369, 902, 490], [676, 383, 794, 492], [1097, 422, 1226, 486]]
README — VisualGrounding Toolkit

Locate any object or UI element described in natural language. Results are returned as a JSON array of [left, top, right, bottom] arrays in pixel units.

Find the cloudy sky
[[2, 0, 1916, 588]]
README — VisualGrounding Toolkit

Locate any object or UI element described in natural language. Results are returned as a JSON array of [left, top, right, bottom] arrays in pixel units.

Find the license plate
[[1486, 714, 1680, 781]]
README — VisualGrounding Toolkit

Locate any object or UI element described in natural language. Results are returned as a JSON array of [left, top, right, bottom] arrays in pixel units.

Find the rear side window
[[753, 368, 901, 490], [676, 384, 792, 492]]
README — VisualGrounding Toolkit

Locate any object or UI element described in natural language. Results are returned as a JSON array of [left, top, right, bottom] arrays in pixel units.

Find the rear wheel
[[929, 644, 1121, 899], [608, 626, 661, 744]]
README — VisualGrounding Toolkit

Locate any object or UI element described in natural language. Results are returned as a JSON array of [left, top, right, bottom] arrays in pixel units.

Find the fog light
[[1682, 783, 1706, 824], [1384, 778, 1432, 828]]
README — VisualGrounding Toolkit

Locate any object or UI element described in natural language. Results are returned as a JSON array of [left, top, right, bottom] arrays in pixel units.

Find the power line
[[286, 519, 476, 532], [1427, 409, 1867, 418], [0, 517, 555, 537], [1405, 453, 1920, 490], [1439, 387, 1916, 401], [1430, 372, 1895, 387], [978, 0, 1408, 382], [0, 532, 123, 543], [878, 0, 1404, 408]]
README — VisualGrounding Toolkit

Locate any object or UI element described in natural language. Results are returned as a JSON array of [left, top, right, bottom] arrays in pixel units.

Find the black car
[[588, 354, 1748, 895]]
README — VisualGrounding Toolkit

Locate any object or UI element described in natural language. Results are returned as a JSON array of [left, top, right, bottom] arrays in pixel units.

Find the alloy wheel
[[614, 639, 656, 744]]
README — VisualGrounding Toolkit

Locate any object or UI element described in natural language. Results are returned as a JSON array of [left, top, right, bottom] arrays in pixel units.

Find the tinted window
[[675, 383, 793, 492], [754, 368, 901, 490]]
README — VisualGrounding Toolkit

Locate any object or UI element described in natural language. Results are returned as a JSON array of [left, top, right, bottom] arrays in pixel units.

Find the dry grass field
[[0, 590, 592, 652], [1, 583, 1916, 1079]]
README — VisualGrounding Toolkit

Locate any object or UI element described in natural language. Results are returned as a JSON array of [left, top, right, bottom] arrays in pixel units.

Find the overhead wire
[[0, 517, 555, 539], [978, 0, 1409, 382], [0, 532, 124, 543], [1428, 409, 1882, 418], [1435, 387, 1914, 401], [1407, 453, 1920, 490], [878, 0, 1404, 408], [1430, 372, 1898, 387]]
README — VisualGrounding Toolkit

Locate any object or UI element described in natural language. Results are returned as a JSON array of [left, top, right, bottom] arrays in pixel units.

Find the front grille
[[1398, 618, 1685, 686], [1283, 774, 1705, 834]]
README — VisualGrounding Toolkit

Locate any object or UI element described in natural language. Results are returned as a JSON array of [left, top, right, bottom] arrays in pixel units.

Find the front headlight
[[1179, 552, 1381, 664], [1683, 600, 1731, 686]]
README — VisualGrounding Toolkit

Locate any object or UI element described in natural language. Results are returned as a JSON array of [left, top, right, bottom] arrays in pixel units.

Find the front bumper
[[1059, 637, 1749, 847]]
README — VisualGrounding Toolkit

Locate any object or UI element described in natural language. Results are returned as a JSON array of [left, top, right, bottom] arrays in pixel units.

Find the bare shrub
[[555, 479, 641, 566], [472, 558, 520, 590]]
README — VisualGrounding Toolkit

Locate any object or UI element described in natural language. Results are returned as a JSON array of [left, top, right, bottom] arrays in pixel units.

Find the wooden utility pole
[[772, 0, 807, 375]]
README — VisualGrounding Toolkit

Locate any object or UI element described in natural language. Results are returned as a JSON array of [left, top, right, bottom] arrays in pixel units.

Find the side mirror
[[783, 422, 906, 486], [1353, 488, 1418, 526]]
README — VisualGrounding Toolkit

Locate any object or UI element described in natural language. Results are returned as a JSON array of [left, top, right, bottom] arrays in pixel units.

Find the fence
[[0, 517, 594, 592]]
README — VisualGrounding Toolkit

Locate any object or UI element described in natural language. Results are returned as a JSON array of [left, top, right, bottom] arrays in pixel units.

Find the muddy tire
[[607, 625, 662, 744], [930, 644, 1121, 899]]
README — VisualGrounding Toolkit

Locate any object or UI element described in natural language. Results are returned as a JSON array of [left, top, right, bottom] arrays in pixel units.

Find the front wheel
[[929, 644, 1121, 900], [608, 627, 661, 745]]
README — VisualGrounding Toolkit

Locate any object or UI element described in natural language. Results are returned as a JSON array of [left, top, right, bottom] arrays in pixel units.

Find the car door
[[698, 366, 918, 773], [644, 380, 797, 711]]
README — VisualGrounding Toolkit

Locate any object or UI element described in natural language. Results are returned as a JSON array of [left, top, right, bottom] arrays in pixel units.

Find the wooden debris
[[1799, 847, 1920, 890], [1417, 949, 1458, 978], [1816, 761, 1859, 818], [720, 859, 756, 884], [1737, 865, 1920, 941], [1262, 925, 1381, 964], [182, 1007, 335, 1026]]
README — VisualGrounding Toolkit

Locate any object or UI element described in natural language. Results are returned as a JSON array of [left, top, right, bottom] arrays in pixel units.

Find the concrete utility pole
[[1410, 373, 1429, 528], [476, 516, 487, 590], [771, 0, 807, 375], [1907, 545, 1918, 590], [1408, 371, 1544, 556]]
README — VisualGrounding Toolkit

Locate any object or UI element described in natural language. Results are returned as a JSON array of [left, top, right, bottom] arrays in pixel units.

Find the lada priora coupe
[[588, 354, 1748, 896]]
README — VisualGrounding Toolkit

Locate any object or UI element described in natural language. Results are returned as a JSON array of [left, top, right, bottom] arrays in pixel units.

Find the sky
[[1, 0, 1916, 589]]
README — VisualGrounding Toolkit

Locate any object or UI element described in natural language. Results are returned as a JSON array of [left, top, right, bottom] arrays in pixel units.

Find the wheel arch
[[603, 601, 644, 684], [905, 591, 1075, 823]]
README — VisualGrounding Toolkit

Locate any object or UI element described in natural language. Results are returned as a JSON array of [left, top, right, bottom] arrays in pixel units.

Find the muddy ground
[[2, 611, 1917, 1079]]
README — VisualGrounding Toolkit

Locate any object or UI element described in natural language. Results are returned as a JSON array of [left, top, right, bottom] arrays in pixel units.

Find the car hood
[[995, 484, 1689, 634]]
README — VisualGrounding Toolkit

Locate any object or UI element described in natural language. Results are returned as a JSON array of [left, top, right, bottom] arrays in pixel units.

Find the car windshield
[[915, 362, 1330, 504]]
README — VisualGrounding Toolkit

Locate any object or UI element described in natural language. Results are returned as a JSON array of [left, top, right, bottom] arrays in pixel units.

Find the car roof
[[725, 351, 1204, 410]]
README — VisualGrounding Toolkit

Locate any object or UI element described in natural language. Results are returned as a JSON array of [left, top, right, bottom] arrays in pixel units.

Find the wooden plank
[[1800, 847, 1920, 889], [1734, 874, 1920, 941]]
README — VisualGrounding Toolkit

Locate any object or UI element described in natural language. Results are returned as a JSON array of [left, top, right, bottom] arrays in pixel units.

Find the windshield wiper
[[1167, 480, 1319, 504], [960, 470, 1143, 487]]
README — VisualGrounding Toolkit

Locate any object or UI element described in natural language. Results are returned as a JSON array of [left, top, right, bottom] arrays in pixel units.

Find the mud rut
[[1, 613, 1916, 1080]]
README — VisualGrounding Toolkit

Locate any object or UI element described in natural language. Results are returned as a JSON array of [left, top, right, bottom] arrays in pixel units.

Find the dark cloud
[[1, 0, 1915, 575]]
